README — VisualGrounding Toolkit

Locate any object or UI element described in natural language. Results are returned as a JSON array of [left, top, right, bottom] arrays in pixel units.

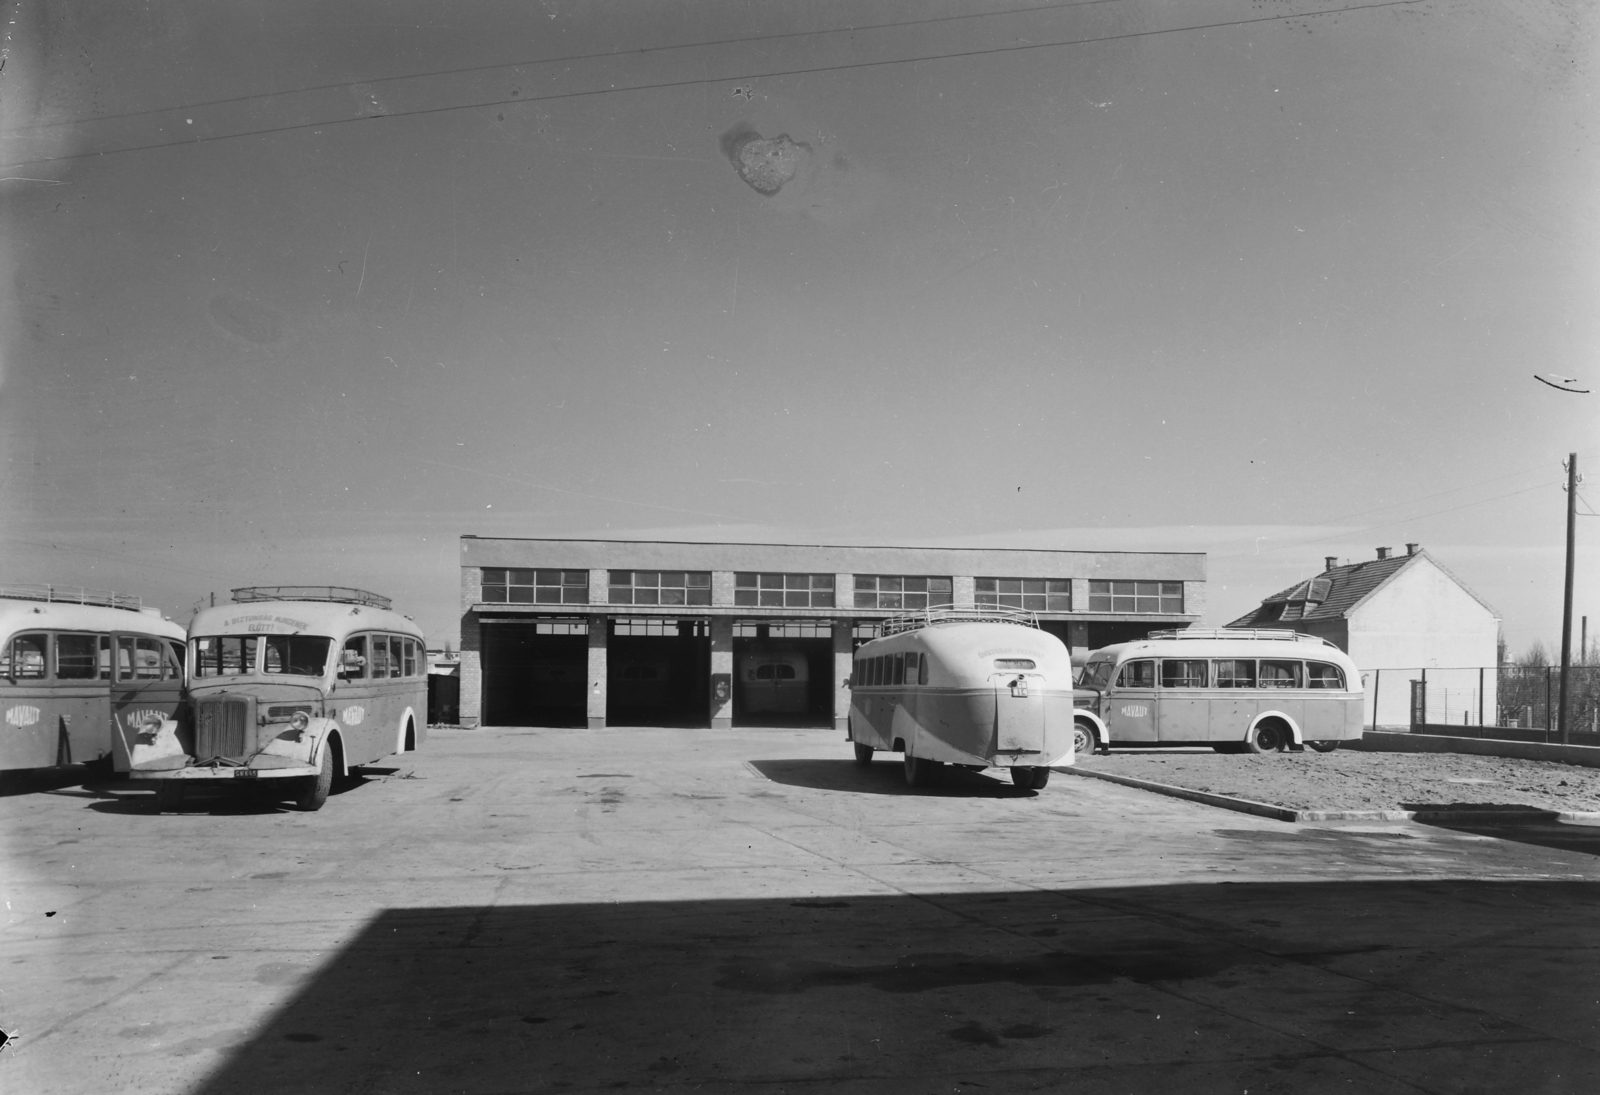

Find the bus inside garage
[[732, 622, 835, 728]]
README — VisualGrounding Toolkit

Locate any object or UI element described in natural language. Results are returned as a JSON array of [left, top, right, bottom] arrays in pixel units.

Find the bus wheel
[[904, 754, 939, 788], [853, 742, 875, 765], [1072, 721, 1097, 757], [1013, 766, 1050, 789], [1246, 723, 1288, 754], [1307, 740, 1340, 753], [295, 748, 334, 812], [155, 781, 184, 813]]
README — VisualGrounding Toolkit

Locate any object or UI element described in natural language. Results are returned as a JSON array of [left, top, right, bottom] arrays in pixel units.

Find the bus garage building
[[459, 536, 1206, 729]]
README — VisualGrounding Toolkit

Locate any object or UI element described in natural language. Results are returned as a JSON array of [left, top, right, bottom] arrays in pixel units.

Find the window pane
[[370, 637, 391, 677], [1161, 659, 1208, 688], [636, 572, 660, 587], [661, 572, 685, 588], [609, 571, 632, 586], [735, 589, 758, 606], [482, 585, 508, 603], [1214, 660, 1256, 688], [929, 578, 952, 594], [760, 573, 784, 588], [660, 588, 686, 606], [759, 590, 783, 607], [812, 574, 834, 590], [905, 593, 928, 610], [813, 591, 834, 608], [1259, 660, 1301, 688], [686, 572, 710, 588], [535, 588, 561, 603], [975, 578, 996, 593], [855, 576, 876, 591], [563, 571, 588, 586], [509, 586, 534, 604], [687, 587, 711, 606], [855, 592, 876, 608], [5, 634, 47, 679], [879, 576, 902, 593], [635, 588, 659, 605], [998, 579, 1021, 595], [117, 636, 135, 681], [1308, 662, 1345, 689], [509, 569, 536, 585], [135, 637, 164, 680], [880, 592, 903, 609], [56, 634, 99, 680], [1117, 659, 1156, 688], [264, 635, 333, 677], [535, 570, 560, 586], [903, 577, 927, 593], [482, 568, 506, 584], [1022, 594, 1045, 610], [735, 572, 757, 588], [340, 636, 367, 680]]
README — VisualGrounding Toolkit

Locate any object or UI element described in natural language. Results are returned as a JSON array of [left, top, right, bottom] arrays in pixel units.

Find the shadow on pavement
[[1411, 812, 1600, 857], [749, 758, 1035, 797], [190, 879, 1600, 1095]]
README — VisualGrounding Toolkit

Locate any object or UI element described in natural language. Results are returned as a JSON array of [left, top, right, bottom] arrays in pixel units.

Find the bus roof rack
[[0, 584, 143, 611], [880, 604, 1038, 637], [1144, 627, 1339, 647], [231, 586, 392, 610]]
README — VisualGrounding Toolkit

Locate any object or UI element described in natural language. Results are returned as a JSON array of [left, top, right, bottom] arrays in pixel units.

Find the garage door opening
[[607, 618, 710, 727], [481, 620, 587, 727], [733, 622, 834, 728]]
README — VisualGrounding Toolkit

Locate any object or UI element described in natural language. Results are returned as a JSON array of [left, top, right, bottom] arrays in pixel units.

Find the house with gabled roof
[[1228, 544, 1499, 727]]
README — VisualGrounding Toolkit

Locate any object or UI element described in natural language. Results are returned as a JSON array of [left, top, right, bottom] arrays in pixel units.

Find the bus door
[[1105, 659, 1157, 741], [2, 631, 55, 769], [990, 659, 1046, 758], [110, 634, 185, 772], [52, 632, 113, 766], [1158, 659, 1211, 741]]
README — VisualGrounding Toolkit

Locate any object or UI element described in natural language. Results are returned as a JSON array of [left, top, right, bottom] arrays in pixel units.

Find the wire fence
[[1366, 665, 1600, 738]]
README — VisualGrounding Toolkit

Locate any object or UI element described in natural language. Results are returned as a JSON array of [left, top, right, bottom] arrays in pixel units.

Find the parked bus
[[129, 586, 426, 811], [848, 607, 1075, 788], [737, 648, 809, 715], [1072, 629, 1363, 754], [1, 585, 186, 777]]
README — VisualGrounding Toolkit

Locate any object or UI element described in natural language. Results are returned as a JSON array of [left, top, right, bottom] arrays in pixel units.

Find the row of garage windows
[[479, 570, 1185, 614]]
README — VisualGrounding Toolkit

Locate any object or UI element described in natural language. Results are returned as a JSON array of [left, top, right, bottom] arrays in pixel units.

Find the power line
[[0, 0, 1425, 172], [4, 0, 1136, 136]]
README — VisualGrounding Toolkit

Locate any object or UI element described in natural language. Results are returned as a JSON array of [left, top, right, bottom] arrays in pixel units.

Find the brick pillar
[[459, 613, 482, 727], [834, 573, 853, 611], [951, 575, 976, 609], [832, 621, 854, 735], [588, 569, 610, 606], [712, 570, 736, 606], [587, 619, 607, 730], [710, 616, 733, 729]]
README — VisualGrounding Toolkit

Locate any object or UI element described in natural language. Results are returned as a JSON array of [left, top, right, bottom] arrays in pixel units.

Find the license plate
[[233, 768, 259, 780]]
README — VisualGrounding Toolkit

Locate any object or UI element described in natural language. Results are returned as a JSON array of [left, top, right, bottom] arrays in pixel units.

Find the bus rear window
[[194, 636, 254, 677], [1307, 662, 1346, 689], [994, 658, 1036, 670], [3, 633, 48, 680], [263, 635, 333, 677]]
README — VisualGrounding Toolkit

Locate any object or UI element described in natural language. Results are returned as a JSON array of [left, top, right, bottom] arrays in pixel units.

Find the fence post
[[1546, 666, 1553, 738], [1371, 669, 1380, 732], [1478, 666, 1484, 726]]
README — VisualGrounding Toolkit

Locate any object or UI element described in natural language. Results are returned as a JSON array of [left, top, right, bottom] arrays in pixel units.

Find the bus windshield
[[263, 635, 334, 677], [194, 636, 254, 677], [1079, 660, 1113, 689]]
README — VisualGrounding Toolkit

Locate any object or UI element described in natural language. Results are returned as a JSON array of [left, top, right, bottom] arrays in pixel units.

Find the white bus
[[1, 585, 186, 777], [737, 648, 810, 715], [848, 607, 1075, 788], [130, 586, 426, 811], [1072, 629, 1364, 754]]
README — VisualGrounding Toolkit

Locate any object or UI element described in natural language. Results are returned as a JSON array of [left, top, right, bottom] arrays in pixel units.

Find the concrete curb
[[1349, 730, 1600, 768], [1062, 767, 1600, 824]]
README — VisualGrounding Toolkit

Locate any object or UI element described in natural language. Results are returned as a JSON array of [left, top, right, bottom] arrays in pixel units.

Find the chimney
[[1376, 547, 1391, 560], [1324, 556, 1338, 572], [1405, 542, 1419, 556]]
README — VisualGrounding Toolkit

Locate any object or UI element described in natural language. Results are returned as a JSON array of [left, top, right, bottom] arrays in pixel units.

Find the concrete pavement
[[2, 726, 1599, 1093]]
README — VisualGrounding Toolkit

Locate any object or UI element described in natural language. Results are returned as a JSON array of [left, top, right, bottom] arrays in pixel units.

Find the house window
[[975, 578, 1071, 611], [734, 573, 834, 608], [608, 571, 712, 607], [854, 575, 952, 611], [481, 569, 589, 605], [1087, 580, 1184, 614]]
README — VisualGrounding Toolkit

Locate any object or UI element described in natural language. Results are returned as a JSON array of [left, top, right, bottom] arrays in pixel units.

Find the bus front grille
[[196, 697, 252, 760]]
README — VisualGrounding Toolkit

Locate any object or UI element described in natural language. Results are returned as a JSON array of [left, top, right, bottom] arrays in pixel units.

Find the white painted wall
[[1346, 557, 1499, 727]]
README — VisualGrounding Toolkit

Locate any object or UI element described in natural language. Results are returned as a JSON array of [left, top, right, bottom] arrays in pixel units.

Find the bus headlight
[[289, 711, 310, 733], [139, 712, 166, 734]]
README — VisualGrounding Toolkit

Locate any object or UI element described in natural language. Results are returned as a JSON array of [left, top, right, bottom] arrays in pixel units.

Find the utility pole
[[1559, 453, 1578, 743]]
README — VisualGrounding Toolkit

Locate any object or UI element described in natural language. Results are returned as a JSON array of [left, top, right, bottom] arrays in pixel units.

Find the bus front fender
[[258, 717, 339, 768], [128, 718, 188, 771], [1071, 709, 1107, 750]]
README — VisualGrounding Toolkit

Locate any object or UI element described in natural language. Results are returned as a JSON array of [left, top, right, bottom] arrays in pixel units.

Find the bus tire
[[904, 753, 939, 788], [295, 747, 334, 812], [155, 780, 184, 813], [1013, 766, 1050, 789], [1246, 722, 1288, 754], [1307, 740, 1339, 753], [1072, 720, 1097, 757], [853, 742, 875, 765]]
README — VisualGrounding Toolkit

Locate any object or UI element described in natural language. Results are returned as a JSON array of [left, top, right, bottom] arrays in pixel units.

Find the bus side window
[[134, 637, 164, 680], [1307, 662, 1345, 689], [370, 635, 391, 678], [905, 652, 919, 684], [389, 636, 404, 678], [1259, 660, 1302, 688], [4, 633, 48, 680], [98, 635, 112, 680], [1212, 659, 1254, 689], [918, 655, 928, 686], [1161, 659, 1209, 688], [341, 636, 368, 680], [404, 639, 418, 677], [56, 634, 101, 680], [1116, 659, 1156, 688], [167, 640, 186, 678], [892, 653, 904, 685]]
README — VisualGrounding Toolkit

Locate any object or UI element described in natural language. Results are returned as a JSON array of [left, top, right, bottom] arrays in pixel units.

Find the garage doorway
[[607, 618, 710, 727], [481, 619, 587, 727], [732, 622, 834, 728]]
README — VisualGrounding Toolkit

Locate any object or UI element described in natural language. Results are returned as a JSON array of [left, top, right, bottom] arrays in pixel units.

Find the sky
[[0, 0, 1596, 655]]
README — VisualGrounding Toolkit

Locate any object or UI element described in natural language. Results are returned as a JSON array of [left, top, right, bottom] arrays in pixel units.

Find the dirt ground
[[1076, 747, 1600, 813]]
